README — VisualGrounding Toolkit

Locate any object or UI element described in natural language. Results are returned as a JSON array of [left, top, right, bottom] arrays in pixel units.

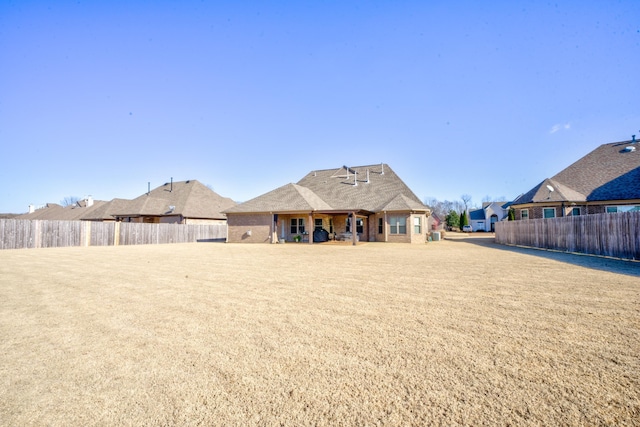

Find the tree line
[[424, 194, 508, 230]]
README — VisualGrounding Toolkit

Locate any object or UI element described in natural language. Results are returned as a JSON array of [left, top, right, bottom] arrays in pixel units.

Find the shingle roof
[[226, 163, 430, 214], [469, 209, 486, 221], [224, 183, 334, 213], [113, 180, 236, 219], [81, 198, 132, 221], [297, 164, 427, 212], [17, 200, 110, 221], [514, 140, 640, 204]]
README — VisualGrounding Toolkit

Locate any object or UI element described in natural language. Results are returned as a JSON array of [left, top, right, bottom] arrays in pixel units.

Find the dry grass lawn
[[1, 235, 639, 426]]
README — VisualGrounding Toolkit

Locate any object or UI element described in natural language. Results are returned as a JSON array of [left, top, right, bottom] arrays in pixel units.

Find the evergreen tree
[[445, 210, 460, 229], [460, 210, 468, 229], [508, 208, 516, 221]]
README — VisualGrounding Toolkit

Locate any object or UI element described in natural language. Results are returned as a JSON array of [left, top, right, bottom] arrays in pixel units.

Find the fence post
[[84, 221, 91, 247], [114, 222, 120, 246]]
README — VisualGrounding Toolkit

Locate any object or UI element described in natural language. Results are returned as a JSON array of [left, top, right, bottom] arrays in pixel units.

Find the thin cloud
[[550, 122, 571, 134]]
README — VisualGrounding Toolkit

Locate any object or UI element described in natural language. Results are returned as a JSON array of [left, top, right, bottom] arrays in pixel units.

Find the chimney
[[633, 135, 636, 143], [86, 196, 93, 207], [170, 177, 173, 192], [28, 204, 35, 214], [354, 170, 358, 186], [147, 182, 150, 195]]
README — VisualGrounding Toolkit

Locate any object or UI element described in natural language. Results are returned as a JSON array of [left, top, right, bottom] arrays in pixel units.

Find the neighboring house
[[224, 163, 431, 244], [17, 196, 110, 221], [16, 180, 235, 224], [81, 198, 134, 222], [511, 138, 640, 219], [112, 180, 236, 224], [427, 212, 444, 232], [468, 202, 509, 232]]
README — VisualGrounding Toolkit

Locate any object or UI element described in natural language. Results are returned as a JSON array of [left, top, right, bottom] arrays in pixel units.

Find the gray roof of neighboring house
[[16, 180, 236, 221], [112, 180, 236, 219], [225, 163, 430, 214], [17, 200, 110, 221], [81, 198, 132, 221], [513, 139, 640, 205]]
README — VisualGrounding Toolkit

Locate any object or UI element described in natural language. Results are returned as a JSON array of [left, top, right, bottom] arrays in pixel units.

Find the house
[[224, 164, 431, 244], [17, 180, 236, 224], [468, 202, 509, 232], [427, 212, 444, 232], [112, 179, 236, 224], [511, 137, 640, 219], [17, 196, 110, 221]]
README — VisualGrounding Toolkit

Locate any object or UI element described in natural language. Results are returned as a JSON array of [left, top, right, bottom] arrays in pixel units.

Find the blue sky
[[1, 1, 638, 213]]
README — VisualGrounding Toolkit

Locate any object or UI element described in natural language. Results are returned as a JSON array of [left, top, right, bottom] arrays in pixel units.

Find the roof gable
[[380, 194, 429, 212], [224, 183, 333, 213]]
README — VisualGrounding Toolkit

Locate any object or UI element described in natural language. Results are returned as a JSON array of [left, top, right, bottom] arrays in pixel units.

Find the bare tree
[[60, 196, 80, 207], [482, 195, 509, 204], [461, 194, 472, 211], [424, 197, 465, 219]]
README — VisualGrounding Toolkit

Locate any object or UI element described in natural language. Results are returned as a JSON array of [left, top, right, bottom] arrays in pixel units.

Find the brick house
[[112, 179, 236, 224], [224, 164, 431, 244], [511, 138, 640, 220], [16, 180, 235, 224]]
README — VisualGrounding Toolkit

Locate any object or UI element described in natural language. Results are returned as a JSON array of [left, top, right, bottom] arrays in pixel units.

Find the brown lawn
[[0, 235, 638, 426]]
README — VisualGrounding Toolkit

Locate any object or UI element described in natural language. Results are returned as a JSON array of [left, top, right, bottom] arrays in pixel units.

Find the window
[[521, 209, 529, 220], [389, 216, 406, 234], [413, 216, 421, 234], [314, 218, 323, 231], [571, 207, 581, 216], [543, 208, 556, 219], [346, 217, 363, 233], [378, 218, 383, 234], [607, 205, 640, 213], [290, 218, 305, 234]]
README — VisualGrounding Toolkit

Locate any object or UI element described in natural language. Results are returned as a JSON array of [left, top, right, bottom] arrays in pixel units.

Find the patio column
[[352, 211, 357, 246], [308, 212, 313, 244], [272, 213, 278, 244], [384, 211, 388, 242]]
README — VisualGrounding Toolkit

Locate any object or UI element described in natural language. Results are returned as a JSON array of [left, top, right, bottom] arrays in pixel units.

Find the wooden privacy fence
[[0, 219, 227, 250], [495, 212, 640, 260]]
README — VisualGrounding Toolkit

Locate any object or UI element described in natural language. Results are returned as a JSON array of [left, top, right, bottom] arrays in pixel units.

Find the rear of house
[[224, 164, 431, 244]]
